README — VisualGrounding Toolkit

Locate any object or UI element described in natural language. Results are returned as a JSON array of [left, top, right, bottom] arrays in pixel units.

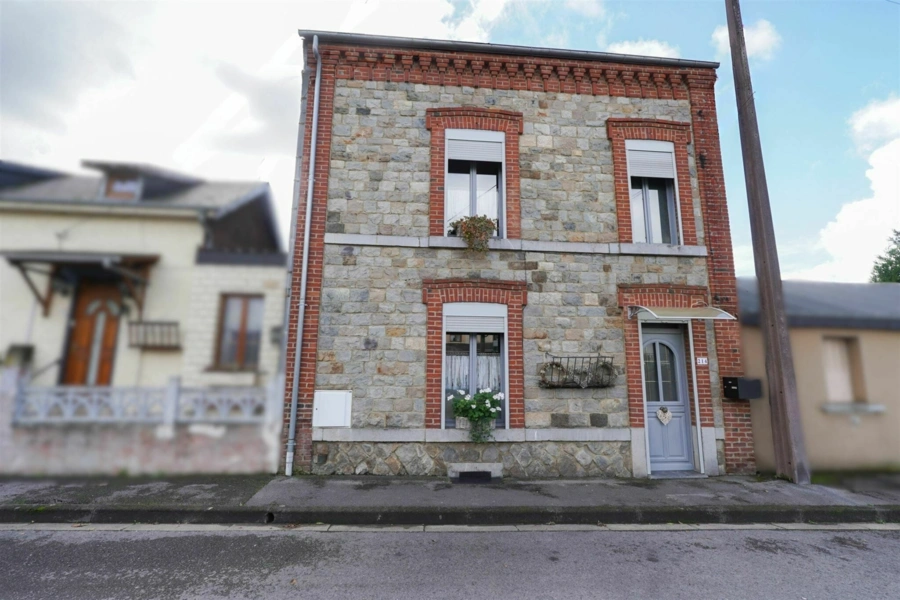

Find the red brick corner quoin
[[422, 278, 527, 429], [606, 118, 698, 246], [425, 107, 524, 238]]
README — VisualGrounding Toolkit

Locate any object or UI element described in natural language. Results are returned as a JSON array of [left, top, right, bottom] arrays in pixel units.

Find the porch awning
[[1, 250, 159, 268], [627, 305, 736, 321], [1, 250, 159, 316]]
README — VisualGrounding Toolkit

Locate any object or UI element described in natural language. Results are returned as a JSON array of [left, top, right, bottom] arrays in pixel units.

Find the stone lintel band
[[425, 107, 524, 238], [606, 118, 698, 247], [422, 279, 527, 429]]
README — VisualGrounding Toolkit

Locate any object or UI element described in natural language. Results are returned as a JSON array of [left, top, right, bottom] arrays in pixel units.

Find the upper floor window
[[626, 140, 680, 245], [215, 294, 264, 370], [444, 129, 505, 237]]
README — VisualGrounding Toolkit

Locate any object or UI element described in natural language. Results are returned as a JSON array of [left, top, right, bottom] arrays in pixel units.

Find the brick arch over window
[[425, 107, 524, 238], [607, 118, 698, 246], [422, 279, 527, 429]]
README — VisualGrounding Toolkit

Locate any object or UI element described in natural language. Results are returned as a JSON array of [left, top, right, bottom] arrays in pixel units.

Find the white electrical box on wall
[[312, 390, 352, 427]]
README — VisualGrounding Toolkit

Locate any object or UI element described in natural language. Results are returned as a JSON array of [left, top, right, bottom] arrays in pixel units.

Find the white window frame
[[441, 302, 510, 430], [625, 139, 683, 245], [822, 336, 864, 403], [444, 129, 507, 239]]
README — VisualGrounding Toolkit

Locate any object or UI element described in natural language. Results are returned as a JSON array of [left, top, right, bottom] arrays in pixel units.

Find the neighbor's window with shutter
[[445, 129, 505, 237], [626, 140, 679, 245], [823, 337, 865, 403], [215, 294, 264, 370]]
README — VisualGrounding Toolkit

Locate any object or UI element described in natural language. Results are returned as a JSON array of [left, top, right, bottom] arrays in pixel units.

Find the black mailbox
[[723, 377, 762, 400]]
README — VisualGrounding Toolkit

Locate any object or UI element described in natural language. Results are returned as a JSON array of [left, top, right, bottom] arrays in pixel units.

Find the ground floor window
[[444, 332, 505, 429]]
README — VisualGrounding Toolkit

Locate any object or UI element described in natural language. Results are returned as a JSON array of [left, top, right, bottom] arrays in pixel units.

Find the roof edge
[[297, 30, 719, 70]]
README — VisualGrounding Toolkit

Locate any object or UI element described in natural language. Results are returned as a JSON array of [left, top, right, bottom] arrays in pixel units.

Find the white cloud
[[781, 98, 900, 282], [564, 0, 606, 18], [712, 19, 781, 61], [0, 0, 514, 243], [605, 39, 680, 59], [848, 96, 900, 153]]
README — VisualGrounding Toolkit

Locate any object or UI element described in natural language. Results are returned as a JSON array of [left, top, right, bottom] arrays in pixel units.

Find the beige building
[[738, 277, 900, 472], [0, 160, 286, 474]]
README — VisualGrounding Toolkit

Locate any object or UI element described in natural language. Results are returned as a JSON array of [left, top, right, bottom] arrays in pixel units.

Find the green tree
[[870, 229, 900, 283]]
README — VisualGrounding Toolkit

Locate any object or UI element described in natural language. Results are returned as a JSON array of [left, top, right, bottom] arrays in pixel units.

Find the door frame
[[637, 320, 706, 476]]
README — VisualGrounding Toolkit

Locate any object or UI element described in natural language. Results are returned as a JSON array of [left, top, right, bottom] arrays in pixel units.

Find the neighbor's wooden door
[[62, 283, 122, 385]]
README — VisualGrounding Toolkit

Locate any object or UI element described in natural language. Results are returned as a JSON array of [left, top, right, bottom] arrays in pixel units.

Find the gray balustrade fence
[[13, 377, 269, 425]]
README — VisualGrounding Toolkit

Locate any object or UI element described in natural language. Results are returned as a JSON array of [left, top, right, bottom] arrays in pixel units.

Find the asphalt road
[[1, 524, 897, 599]]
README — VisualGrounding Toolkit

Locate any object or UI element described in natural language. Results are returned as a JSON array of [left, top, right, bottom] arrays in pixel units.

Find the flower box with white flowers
[[447, 388, 504, 443]]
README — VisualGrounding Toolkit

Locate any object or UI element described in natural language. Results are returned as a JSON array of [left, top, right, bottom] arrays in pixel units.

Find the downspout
[[285, 34, 321, 476]]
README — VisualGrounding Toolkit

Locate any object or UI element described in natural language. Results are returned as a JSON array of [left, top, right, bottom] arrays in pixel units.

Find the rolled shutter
[[627, 149, 675, 179], [445, 315, 505, 333], [447, 139, 503, 163]]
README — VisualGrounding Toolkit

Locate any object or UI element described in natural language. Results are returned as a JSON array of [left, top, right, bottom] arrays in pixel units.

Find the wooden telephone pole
[[725, 0, 810, 483]]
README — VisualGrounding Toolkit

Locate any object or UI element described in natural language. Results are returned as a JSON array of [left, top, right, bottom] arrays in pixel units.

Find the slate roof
[[0, 162, 267, 213], [737, 277, 900, 331]]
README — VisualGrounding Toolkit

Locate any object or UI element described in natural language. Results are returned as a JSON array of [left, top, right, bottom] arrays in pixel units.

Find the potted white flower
[[447, 388, 504, 443]]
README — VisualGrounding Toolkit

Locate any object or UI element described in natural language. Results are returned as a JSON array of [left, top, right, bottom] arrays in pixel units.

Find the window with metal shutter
[[627, 148, 676, 179], [447, 139, 504, 163], [444, 315, 505, 333]]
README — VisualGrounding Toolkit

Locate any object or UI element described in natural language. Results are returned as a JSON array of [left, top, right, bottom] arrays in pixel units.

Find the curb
[[2, 504, 898, 526]]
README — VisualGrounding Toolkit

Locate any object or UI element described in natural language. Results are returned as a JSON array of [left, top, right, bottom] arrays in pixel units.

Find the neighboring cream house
[[738, 277, 900, 472], [0, 160, 286, 474]]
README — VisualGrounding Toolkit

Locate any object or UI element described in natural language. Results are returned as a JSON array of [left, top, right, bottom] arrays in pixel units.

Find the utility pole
[[725, 0, 810, 484]]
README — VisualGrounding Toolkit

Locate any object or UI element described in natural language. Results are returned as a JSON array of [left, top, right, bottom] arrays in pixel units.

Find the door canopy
[[627, 305, 736, 321]]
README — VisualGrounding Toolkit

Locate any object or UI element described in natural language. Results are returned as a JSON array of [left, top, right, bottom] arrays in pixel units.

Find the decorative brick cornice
[[310, 42, 715, 100]]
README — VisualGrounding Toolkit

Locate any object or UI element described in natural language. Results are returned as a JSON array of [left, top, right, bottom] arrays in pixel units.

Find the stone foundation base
[[309, 441, 632, 478]]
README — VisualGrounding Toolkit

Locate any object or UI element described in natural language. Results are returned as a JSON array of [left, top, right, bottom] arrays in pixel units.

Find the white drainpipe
[[285, 35, 321, 476]]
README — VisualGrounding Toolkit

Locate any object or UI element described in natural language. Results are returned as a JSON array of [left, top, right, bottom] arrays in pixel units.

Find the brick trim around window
[[425, 107, 524, 238], [422, 278, 527, 429], [607, 118, 698, 246]]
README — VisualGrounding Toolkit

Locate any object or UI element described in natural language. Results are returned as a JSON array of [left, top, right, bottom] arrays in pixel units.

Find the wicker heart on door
[[656, 407, 672, 426]]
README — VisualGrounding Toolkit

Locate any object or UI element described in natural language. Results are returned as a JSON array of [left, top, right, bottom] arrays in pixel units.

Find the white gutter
[[285, 35, 321, 476]]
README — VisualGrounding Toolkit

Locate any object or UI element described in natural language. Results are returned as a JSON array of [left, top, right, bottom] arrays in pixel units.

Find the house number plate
[[696, 357, 708, 366]]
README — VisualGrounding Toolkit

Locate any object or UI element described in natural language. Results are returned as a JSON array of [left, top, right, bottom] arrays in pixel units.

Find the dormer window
[[104, 177, 141, 200]]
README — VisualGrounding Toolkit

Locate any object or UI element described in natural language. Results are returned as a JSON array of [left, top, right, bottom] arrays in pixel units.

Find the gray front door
[[643, 328, 694, 472]]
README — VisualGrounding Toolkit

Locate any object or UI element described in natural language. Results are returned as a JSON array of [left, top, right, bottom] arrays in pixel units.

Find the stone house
[[0, 160, 286, 474], [282, 31, 755, 478]]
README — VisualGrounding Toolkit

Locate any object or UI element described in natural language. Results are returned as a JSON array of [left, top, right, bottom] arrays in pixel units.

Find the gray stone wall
[[328, 80, 704, 244], [314, 77, 719, 475], [312, 440, 632, 478], [317, 244, 707, 429]]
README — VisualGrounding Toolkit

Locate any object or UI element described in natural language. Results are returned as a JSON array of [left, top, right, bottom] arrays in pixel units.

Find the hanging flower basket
[[449, 215, 496, 253]]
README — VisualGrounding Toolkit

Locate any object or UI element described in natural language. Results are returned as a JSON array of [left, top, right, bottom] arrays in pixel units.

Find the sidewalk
[[1, 473, 898, 526]]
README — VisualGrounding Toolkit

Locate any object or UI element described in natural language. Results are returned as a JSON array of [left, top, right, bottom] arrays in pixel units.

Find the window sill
[[204, 366, 260, 374], [821, 402, 885, 415], [324, 232, 709, 257]]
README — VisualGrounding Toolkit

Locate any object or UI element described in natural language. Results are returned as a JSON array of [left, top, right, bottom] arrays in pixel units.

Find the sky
[[1, 0, 898, 282]]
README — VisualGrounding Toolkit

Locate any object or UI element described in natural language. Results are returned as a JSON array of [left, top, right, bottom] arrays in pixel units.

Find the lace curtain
[[444, 354, 501, 393]]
